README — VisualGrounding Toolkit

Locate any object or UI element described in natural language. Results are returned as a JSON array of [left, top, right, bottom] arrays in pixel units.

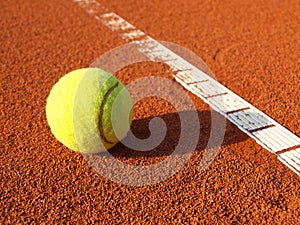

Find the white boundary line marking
[[73, 0, 300, 176], [278, 149, 300, 176]]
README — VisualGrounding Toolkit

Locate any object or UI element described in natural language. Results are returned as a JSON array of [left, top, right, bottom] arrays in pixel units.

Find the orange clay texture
[[0, 0, 299, 224]]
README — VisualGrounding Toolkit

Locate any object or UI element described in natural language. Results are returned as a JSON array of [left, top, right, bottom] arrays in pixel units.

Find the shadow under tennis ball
[[108, 109, 249, 163]]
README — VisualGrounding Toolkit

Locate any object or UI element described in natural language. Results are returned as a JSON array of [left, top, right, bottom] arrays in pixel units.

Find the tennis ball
[[46, 68, 132, 153]]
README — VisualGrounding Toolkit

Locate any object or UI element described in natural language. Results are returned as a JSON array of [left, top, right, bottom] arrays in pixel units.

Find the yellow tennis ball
[[46, 68, 132, 153]]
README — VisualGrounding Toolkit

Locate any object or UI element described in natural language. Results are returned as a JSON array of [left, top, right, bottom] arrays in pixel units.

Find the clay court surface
[[1, 0, 300, 224]]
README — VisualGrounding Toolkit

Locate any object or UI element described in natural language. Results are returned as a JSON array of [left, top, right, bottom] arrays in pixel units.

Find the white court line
[[73, 0, 300, 176], [278, 149, 300, 176]]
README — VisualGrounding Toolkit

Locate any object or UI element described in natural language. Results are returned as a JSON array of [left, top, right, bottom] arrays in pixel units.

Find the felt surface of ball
[[46, 68, 132, 153]]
